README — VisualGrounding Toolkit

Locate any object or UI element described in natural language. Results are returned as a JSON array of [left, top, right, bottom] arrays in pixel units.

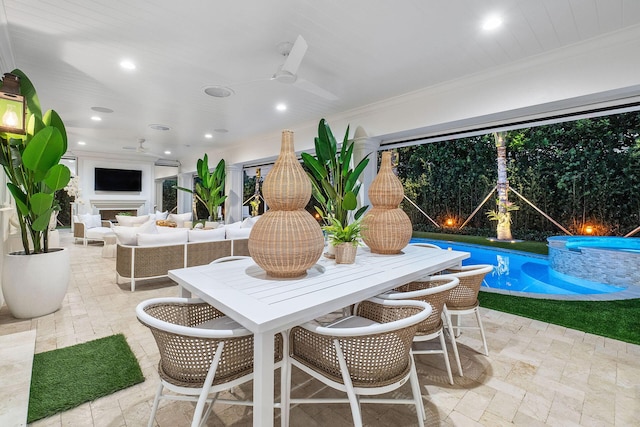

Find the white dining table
[[168, 244, 469, 427]]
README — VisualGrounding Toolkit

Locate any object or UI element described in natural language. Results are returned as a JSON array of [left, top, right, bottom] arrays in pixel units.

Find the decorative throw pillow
[[168, 212, 192, 228], [137, 229, 188, 246], [80, 213, 102, 229], [241, 216, 260, 228], [188, 227, 226, 242], [155, 210, 169, 220], [116, 214, 150, 227], [113, 219, 157, 245]]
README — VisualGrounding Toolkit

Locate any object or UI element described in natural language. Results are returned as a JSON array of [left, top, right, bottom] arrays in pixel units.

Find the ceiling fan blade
[[281, 35, 308, 75], [294, 78, 338, 101]]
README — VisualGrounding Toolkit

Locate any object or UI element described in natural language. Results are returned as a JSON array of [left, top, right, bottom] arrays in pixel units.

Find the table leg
[[253, 331, 275, 427]]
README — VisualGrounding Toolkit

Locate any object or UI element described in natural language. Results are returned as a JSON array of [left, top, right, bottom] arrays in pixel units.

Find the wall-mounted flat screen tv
[[94, 167, 142, 191]]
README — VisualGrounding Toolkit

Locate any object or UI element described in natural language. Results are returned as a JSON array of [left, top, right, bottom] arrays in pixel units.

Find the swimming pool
[[409, 238, 635, 300]]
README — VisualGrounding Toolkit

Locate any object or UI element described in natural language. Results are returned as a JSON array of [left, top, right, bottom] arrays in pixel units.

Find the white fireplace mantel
[[90, 199, 147, 211]]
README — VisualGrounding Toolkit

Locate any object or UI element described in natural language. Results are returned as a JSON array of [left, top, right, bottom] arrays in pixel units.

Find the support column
[[225, 164, 243, 224], [352, 126, 380, 211], [177, 172, 193, 214]]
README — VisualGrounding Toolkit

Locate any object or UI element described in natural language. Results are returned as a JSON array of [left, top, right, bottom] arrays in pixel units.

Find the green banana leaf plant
[[301, 119, 369, 228], [175, 154, 226, 221], [0, 69, 71, 255]]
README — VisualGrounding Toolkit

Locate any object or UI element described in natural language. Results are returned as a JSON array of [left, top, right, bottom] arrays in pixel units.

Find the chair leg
[[408, 358, 425, 427], [474, 308, 489, 356], [281, 334, 291, 427], [443, 309, 463, 376], [334, 340, 364, 427], [191, 342, 224, 427], [148, 382, 163, 427], [438, 332, 454, 385]]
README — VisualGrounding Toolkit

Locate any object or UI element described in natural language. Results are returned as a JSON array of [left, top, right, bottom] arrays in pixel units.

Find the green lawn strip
[[479, 292, 640, 345], [28, 334, 145, 423], [413, 231, 549, 255]]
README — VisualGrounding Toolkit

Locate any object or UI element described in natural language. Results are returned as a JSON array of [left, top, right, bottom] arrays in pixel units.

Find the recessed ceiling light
[[78, 141, 86, 145], [91, 106, 114, 113], [482, 14, 503, 31], [91, 116, 102, 121], [164, 150, 171, 155], [214, 128, 228, 133], [120, 60, 136, 70], [204, 133, 213, 139], [204, 85, 234, 98], [276, 103, 287, 111], [149, 124, 171, 131]]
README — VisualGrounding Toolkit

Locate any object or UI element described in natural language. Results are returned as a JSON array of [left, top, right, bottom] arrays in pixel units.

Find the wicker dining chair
[[442, 264, 494, 356], [177, 255, 252, 297], [282, 297, 432, 427], [379, 274, 462, 384], [136, 297, 283, 427]]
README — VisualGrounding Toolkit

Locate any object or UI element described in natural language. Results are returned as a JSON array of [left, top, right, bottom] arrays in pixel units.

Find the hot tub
[[547, 236, 640, 287]]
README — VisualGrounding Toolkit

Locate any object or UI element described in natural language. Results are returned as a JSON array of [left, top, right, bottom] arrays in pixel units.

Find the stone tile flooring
[[1, 230, 638, 426]]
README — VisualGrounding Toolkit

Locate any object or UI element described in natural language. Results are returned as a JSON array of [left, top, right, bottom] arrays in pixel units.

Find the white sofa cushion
[[85, 227, 114, 240], [115, 214, 150, 227], [188, 227, 226, 242], [80, 213, 102, 229], [168, 212, 192, 228], [137, 229, 188, 246], [113, 220, 156, 245], [225, 227, 252, 240], [155, 210, 169, 220]]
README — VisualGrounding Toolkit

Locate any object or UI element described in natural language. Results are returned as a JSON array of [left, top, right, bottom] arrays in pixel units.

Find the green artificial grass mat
[[28, 334, 145, 423], [479, 292, 640, 345]]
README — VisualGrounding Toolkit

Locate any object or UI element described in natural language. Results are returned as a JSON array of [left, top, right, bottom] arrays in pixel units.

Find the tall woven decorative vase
[[249, 130, 324, 277], [361, 151, 412, 254]]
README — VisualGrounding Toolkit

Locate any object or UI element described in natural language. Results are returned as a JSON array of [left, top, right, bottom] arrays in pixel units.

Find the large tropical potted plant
[[0, 69, 72, 318], [175, 154, 226, 221], [301, 119, 369, 250]]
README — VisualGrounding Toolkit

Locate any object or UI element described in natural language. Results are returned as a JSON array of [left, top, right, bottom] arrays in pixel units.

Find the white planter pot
[[1, 247, 70, 319]]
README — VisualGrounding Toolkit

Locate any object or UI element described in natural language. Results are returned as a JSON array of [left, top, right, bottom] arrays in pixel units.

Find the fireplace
[[90, 199, 147, 219]]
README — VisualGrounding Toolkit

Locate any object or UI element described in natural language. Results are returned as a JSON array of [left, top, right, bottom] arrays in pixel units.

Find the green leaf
[[43, 110, 67, 153], [342, 191, 357, 211], [32, 208, 53, 232], [354, 206, 368, 220], [10, 69, 42, 119], [345, 157, 369, 192], [30, 192, 54, 215], [22, 126, 65, 180], [301, 153, 328, 180], [7, 182, 28, 215], [43, 163, 71, 191]]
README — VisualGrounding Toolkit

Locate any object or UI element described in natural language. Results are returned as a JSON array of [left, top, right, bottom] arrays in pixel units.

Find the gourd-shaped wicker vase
[[361, 151, 412, 254], [248, 130, 324, 277]]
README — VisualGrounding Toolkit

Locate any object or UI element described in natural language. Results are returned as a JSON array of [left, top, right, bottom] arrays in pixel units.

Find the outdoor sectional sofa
[[116, 238, 250, 291]]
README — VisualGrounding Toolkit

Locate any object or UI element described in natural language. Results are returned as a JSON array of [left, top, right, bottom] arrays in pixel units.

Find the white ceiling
[[2, 0, 640, 166]]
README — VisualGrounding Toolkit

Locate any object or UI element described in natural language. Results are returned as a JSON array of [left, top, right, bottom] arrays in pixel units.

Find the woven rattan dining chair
[[282, 297, 432, 427], [442, 264, 493, 356], [136, 297, 284, 427], [177, 255, 252, 297], [379, 274, 462, 384]]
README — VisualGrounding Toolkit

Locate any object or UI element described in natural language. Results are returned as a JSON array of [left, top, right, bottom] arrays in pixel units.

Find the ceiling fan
[[270, 35, 338, 101], [122, 138, 163, 157]]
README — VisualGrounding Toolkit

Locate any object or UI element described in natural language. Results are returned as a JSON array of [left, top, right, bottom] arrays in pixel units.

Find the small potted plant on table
[[322, 217, 363, 264]]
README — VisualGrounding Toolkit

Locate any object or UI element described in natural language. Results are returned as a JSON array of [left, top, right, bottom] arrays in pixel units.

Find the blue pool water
[[410, 238, 626, 297]]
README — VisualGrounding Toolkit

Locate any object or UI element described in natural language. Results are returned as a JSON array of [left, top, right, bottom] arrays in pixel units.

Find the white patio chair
[[136, 297, 283, 427], [282, 297, 432, 427], [178, 255, 251, 297], [443, 264, 494, 356], [379, 274, 462, 384]]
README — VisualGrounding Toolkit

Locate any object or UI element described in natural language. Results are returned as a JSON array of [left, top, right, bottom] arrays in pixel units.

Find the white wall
[[76, 155, 156, 215]]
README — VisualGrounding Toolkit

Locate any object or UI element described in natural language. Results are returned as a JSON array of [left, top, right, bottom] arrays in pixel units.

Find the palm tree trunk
[[494, 132, 513, 240]]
